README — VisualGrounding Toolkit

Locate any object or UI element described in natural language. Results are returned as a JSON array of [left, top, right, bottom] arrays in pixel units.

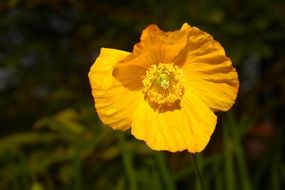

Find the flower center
[[142, 63, 184, 109]]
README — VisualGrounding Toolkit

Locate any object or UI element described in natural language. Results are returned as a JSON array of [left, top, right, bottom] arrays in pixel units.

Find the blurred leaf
[[31, 182, 44, 190], [0, 132, 58, 155], [35, 109, 84, 135]]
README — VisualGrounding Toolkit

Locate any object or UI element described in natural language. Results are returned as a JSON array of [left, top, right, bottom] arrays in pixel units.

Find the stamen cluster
[[142, 63, 184, 107]]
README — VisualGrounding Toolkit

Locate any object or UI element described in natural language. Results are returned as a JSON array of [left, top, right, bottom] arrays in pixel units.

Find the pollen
[[142, 63, 184, 108]]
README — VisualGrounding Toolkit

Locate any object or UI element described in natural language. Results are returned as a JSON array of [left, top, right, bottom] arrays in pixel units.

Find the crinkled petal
[[88, 48, 140, 130], [131, 90, 217, 153], [113, 24, 191, 88], [179, 26, 239, 111], [133, 23, 191, 62]]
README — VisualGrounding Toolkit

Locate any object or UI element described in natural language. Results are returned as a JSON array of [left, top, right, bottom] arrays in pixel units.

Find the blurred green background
[[0, 0, 285, 189]]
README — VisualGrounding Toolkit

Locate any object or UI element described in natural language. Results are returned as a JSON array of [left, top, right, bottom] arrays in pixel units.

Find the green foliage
[[1, 0, 285, 189]]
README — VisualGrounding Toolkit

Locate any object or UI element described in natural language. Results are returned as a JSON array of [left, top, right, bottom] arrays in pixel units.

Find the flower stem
[[118, 133, 137, 190], [154, 152, 176, 190], [191, 154, 206, 190]]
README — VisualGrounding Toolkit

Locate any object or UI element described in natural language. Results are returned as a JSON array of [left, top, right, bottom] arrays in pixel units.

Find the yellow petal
[[113, 24, 191, 87], [134, 23, 191, 62], [88, 48, 140, 131], [179, 26, 239, 111], [131, 89, 217, 153]]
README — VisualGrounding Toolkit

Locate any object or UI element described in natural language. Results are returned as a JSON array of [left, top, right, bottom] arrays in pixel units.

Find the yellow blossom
[[88, 23, 239, 153]]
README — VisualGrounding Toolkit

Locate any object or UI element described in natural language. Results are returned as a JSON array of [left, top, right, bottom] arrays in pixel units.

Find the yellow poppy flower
[[88, 23, 239, 153]]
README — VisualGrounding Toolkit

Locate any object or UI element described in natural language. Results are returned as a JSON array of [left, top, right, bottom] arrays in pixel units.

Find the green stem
[[154, 152, 176, 190], [73, 147, 82, 190], [118, 133, 137, 190], [191, 154, 206, 190]]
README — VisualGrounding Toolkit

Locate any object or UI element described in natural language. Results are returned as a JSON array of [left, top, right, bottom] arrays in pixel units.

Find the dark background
[[0, 0, 285, 189]]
